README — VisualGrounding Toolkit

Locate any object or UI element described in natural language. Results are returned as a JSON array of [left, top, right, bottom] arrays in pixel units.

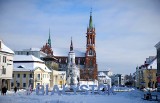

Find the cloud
[[0, 0, 160, 74]]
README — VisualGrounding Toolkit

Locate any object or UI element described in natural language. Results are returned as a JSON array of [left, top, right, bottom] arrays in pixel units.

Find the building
[[12, 55, 51, 89], [98, 72, 111, 87], [41, 10, 98, 81], [98, 70, 113, 77], [0, 40, 14, 90], [66, 39, 80, 86], [135, 56, 157, 89], [15, 48, 47, 59], [50, 70, 66, 88], [155, 41, 160, 92], [111, 74, 124, 86]]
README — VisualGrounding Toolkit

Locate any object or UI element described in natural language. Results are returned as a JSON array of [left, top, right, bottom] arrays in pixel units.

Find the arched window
[[88, 48, 94, 55]]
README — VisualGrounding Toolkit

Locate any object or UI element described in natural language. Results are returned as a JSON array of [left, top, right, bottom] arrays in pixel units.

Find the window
[[37, 74, 40, 80], [30, 74, 32, 78], [3, 56, 6, 63], [90, 60, 92, 67], [2, 66, 6, 74], [23, 74, 26, 78], [17, 74, 20, 78], [23, 83, 26, 87], [17, 83, 20, 87], [12, 74, 14, 78], [27, 52, 29, 55], [11, 83, 14, 87]]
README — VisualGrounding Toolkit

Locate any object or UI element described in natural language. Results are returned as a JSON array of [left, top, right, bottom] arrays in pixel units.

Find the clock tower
[[80, 10, 98, 80]]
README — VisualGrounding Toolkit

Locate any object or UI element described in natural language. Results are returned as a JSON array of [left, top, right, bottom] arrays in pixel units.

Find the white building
[[98, 72, 111, 87], [66, 39, 80, 86], [14, 48, 47, 59], [0, 40, 14, 90], [12, 55, 51, 89]]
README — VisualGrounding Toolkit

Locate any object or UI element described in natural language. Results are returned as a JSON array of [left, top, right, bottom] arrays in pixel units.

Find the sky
[[0, 0, 160, 75]]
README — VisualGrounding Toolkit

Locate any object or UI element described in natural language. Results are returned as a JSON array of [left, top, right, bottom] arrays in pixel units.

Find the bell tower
[[81, 9, 98, 80]]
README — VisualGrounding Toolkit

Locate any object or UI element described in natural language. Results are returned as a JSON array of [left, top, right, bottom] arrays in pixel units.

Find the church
[[41, 11, 98, 81]]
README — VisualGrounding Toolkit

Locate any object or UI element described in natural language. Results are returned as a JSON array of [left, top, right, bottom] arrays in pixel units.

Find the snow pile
[[113, 86, 135, 92], [143, 88, 157, 92], [0, 89, 157, 103]]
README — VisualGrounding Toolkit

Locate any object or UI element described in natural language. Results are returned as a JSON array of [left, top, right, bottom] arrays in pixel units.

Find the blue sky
[[0, 0, 160, 75]]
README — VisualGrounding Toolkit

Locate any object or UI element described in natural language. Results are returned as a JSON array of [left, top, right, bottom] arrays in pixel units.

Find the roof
[[53, 48, 85, 57], [148, 58, 157, 69], [13, 62, 51, 72], [0, 40, 14, 54], [14, 55, 44, 62], [98, 72, 111, 79], [155, 41, 160, 49]]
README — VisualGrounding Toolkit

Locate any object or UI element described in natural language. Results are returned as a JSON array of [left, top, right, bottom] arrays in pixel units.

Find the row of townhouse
[[0, 40, 66, 90], [12, 55, 66, 89], [133, 41, 160, 91], [134, 56, 157, 89]]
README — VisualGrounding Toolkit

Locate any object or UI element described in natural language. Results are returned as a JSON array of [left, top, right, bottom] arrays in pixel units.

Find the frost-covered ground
[[0, 88, 158, 103]]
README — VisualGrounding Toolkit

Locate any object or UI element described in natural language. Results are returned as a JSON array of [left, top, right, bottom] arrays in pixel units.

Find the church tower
[[67, 38, 80, 86], [81, 9, 98, 80], [41, 29, 53, 55], [48, 28, 51, 48]]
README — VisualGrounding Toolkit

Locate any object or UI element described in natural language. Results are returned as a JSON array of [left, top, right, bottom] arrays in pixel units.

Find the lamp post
[[60, 73, 65, 88], [147, 66, 152, 94]]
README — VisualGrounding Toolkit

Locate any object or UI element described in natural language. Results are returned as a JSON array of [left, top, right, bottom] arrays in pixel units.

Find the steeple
[[89, 8, 93, 29], [70, 37, 73, 51], [48, 28, 51, 48]]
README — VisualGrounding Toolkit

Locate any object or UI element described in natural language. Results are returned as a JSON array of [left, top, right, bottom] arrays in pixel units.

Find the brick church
[[41, 11, 98, 80]]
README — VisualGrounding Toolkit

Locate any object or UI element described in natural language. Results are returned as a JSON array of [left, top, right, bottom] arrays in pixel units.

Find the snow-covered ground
[[0, 88, 157, 103]]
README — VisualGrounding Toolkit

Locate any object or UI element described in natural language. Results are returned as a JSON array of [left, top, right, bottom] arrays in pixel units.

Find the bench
[[143, 93, 158, 101]]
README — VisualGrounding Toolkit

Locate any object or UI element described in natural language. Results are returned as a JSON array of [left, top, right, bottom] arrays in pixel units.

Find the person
[[3, 86, 7, 95], [1, 87, 4, 95], [14, 86, 17, 93]]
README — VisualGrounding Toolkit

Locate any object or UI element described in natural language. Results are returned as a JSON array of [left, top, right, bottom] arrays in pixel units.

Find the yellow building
[[11, 55, 51, 89], [50, 70, 66, 88], [136, 56, 157, 89]]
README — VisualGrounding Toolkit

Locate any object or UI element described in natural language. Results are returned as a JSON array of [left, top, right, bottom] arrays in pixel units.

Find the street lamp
[[60, 73, 65, 88], [148, 66, 152, 88]]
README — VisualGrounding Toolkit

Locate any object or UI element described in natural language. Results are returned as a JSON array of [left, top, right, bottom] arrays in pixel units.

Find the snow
[[0, 40, 14, 54], [148, 58, 157, 69], [14, 55, 44, 62], [0, 88, 157, 103], [98, 72, 111, 80], [53, 48, 85, 57], [13, 55, 51, 72]]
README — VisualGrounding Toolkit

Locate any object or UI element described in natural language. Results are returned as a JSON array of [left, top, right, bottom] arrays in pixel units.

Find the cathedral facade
[[41, 11, 98, 81]]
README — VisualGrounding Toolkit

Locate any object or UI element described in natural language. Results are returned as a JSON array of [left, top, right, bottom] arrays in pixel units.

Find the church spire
[[89, 8, 93, 29], [70, 37, 73, 51], [48, 28, 51, 48]]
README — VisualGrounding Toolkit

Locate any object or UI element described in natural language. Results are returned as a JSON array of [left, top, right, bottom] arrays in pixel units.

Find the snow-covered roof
[[53, 48, 85, 57], [14, 55, 44, 62], [13, 62, 51, 72], [0, 40, 14, 54], [148, 58, 157, 69], [98, 72, 111, 79]]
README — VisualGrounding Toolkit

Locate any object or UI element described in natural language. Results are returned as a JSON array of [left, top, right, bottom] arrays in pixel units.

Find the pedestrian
[[3, 86, 7, 95], [14, 86, 17, 93], [1, 87, 4, 95]]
